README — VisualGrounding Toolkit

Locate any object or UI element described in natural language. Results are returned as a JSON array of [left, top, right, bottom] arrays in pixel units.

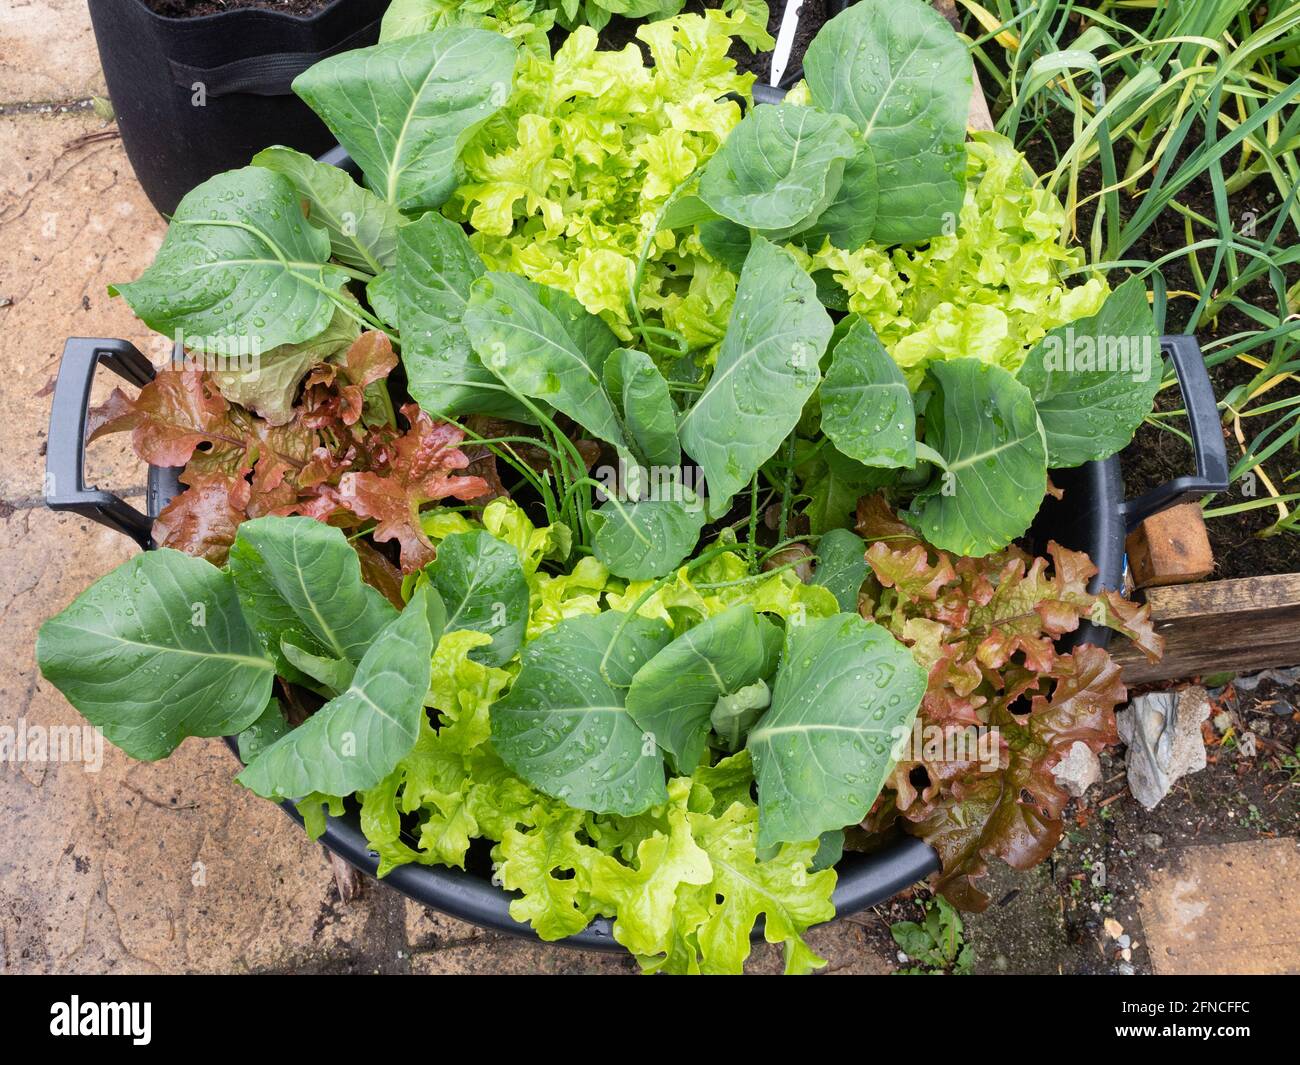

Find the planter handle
[[166, 16, 382, 99], [45, 337, 164, 549], [1119, 335, 1230, 531]]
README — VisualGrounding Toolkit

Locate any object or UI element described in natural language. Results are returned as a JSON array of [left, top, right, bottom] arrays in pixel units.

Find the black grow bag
[[91, 0, 386, 216]]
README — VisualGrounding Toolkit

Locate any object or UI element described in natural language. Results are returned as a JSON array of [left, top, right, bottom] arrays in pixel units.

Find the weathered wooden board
[[1112, 573, 1300, 684]]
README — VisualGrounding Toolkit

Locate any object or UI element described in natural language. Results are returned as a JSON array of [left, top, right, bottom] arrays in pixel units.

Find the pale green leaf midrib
[[384, 35, 473, 202], [292, 534, 350, 660], [681, 326, 811, 435], [536, 704, 630, 715], [750, 721, 889, 741], [860, 40, 923, 140], [441, 562, 494, 631], [946, 431, 1038, 472], [54, 625, 272, 670]]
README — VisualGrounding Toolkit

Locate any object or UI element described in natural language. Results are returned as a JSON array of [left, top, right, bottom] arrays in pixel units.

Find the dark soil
[[1010, 33, 1300, 578], [142, 0, 334, 17], [735, 0, 827, 87]]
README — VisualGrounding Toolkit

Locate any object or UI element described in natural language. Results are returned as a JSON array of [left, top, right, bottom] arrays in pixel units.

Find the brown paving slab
[[744, 917, 892, 975], [0, 110, 165, 503], [1137, 838, 1300, 975], [0, 506, 404, 974], [404, 900, 490, 951], [410, 935, 640, 975], [0, 0, 106, 105]]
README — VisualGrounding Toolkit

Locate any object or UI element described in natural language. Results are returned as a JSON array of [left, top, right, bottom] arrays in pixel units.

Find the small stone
[[897, 951, 909, 964], [1270, 698, 1294, 717], [1052, 741, 1102, 798], [1239, 731, 1257, 758], [1103, 918, 1124, 939], [1213, 710, 1233, 732], [1117, 934, 1131, 949], [1143, 833, 1163, 851], [1117, 687, 1211, 810], [1116, 962, 1136, 975]]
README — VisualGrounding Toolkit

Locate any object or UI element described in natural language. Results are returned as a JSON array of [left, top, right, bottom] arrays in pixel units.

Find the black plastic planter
[[90, 0, 386, 216], [44, 332, 1228, 951], [45, 55, 1231, 950]]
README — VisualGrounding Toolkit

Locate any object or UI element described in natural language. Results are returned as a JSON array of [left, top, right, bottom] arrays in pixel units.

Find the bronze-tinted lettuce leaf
[[902, 645, 1123, 910]]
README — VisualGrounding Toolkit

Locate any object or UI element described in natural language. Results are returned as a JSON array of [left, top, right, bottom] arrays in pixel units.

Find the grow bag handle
[[45, 337, 163, 549], [166, 17, 382, 99], [1119, 334, 1230, 531]]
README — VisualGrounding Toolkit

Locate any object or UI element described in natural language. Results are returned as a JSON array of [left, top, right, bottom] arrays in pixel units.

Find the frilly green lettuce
[[296, 792, 345, 840], [383, 0, 774, 54], [427, 629, 509, 752], [380, 0, 558, 57], [806, 132, 1108, 384], [528, 555, 610, 637], [606, 549, 840, 631], [480, 498, 572, 575], [448, 10, 760, 343], [355, 502, 837, 973]]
